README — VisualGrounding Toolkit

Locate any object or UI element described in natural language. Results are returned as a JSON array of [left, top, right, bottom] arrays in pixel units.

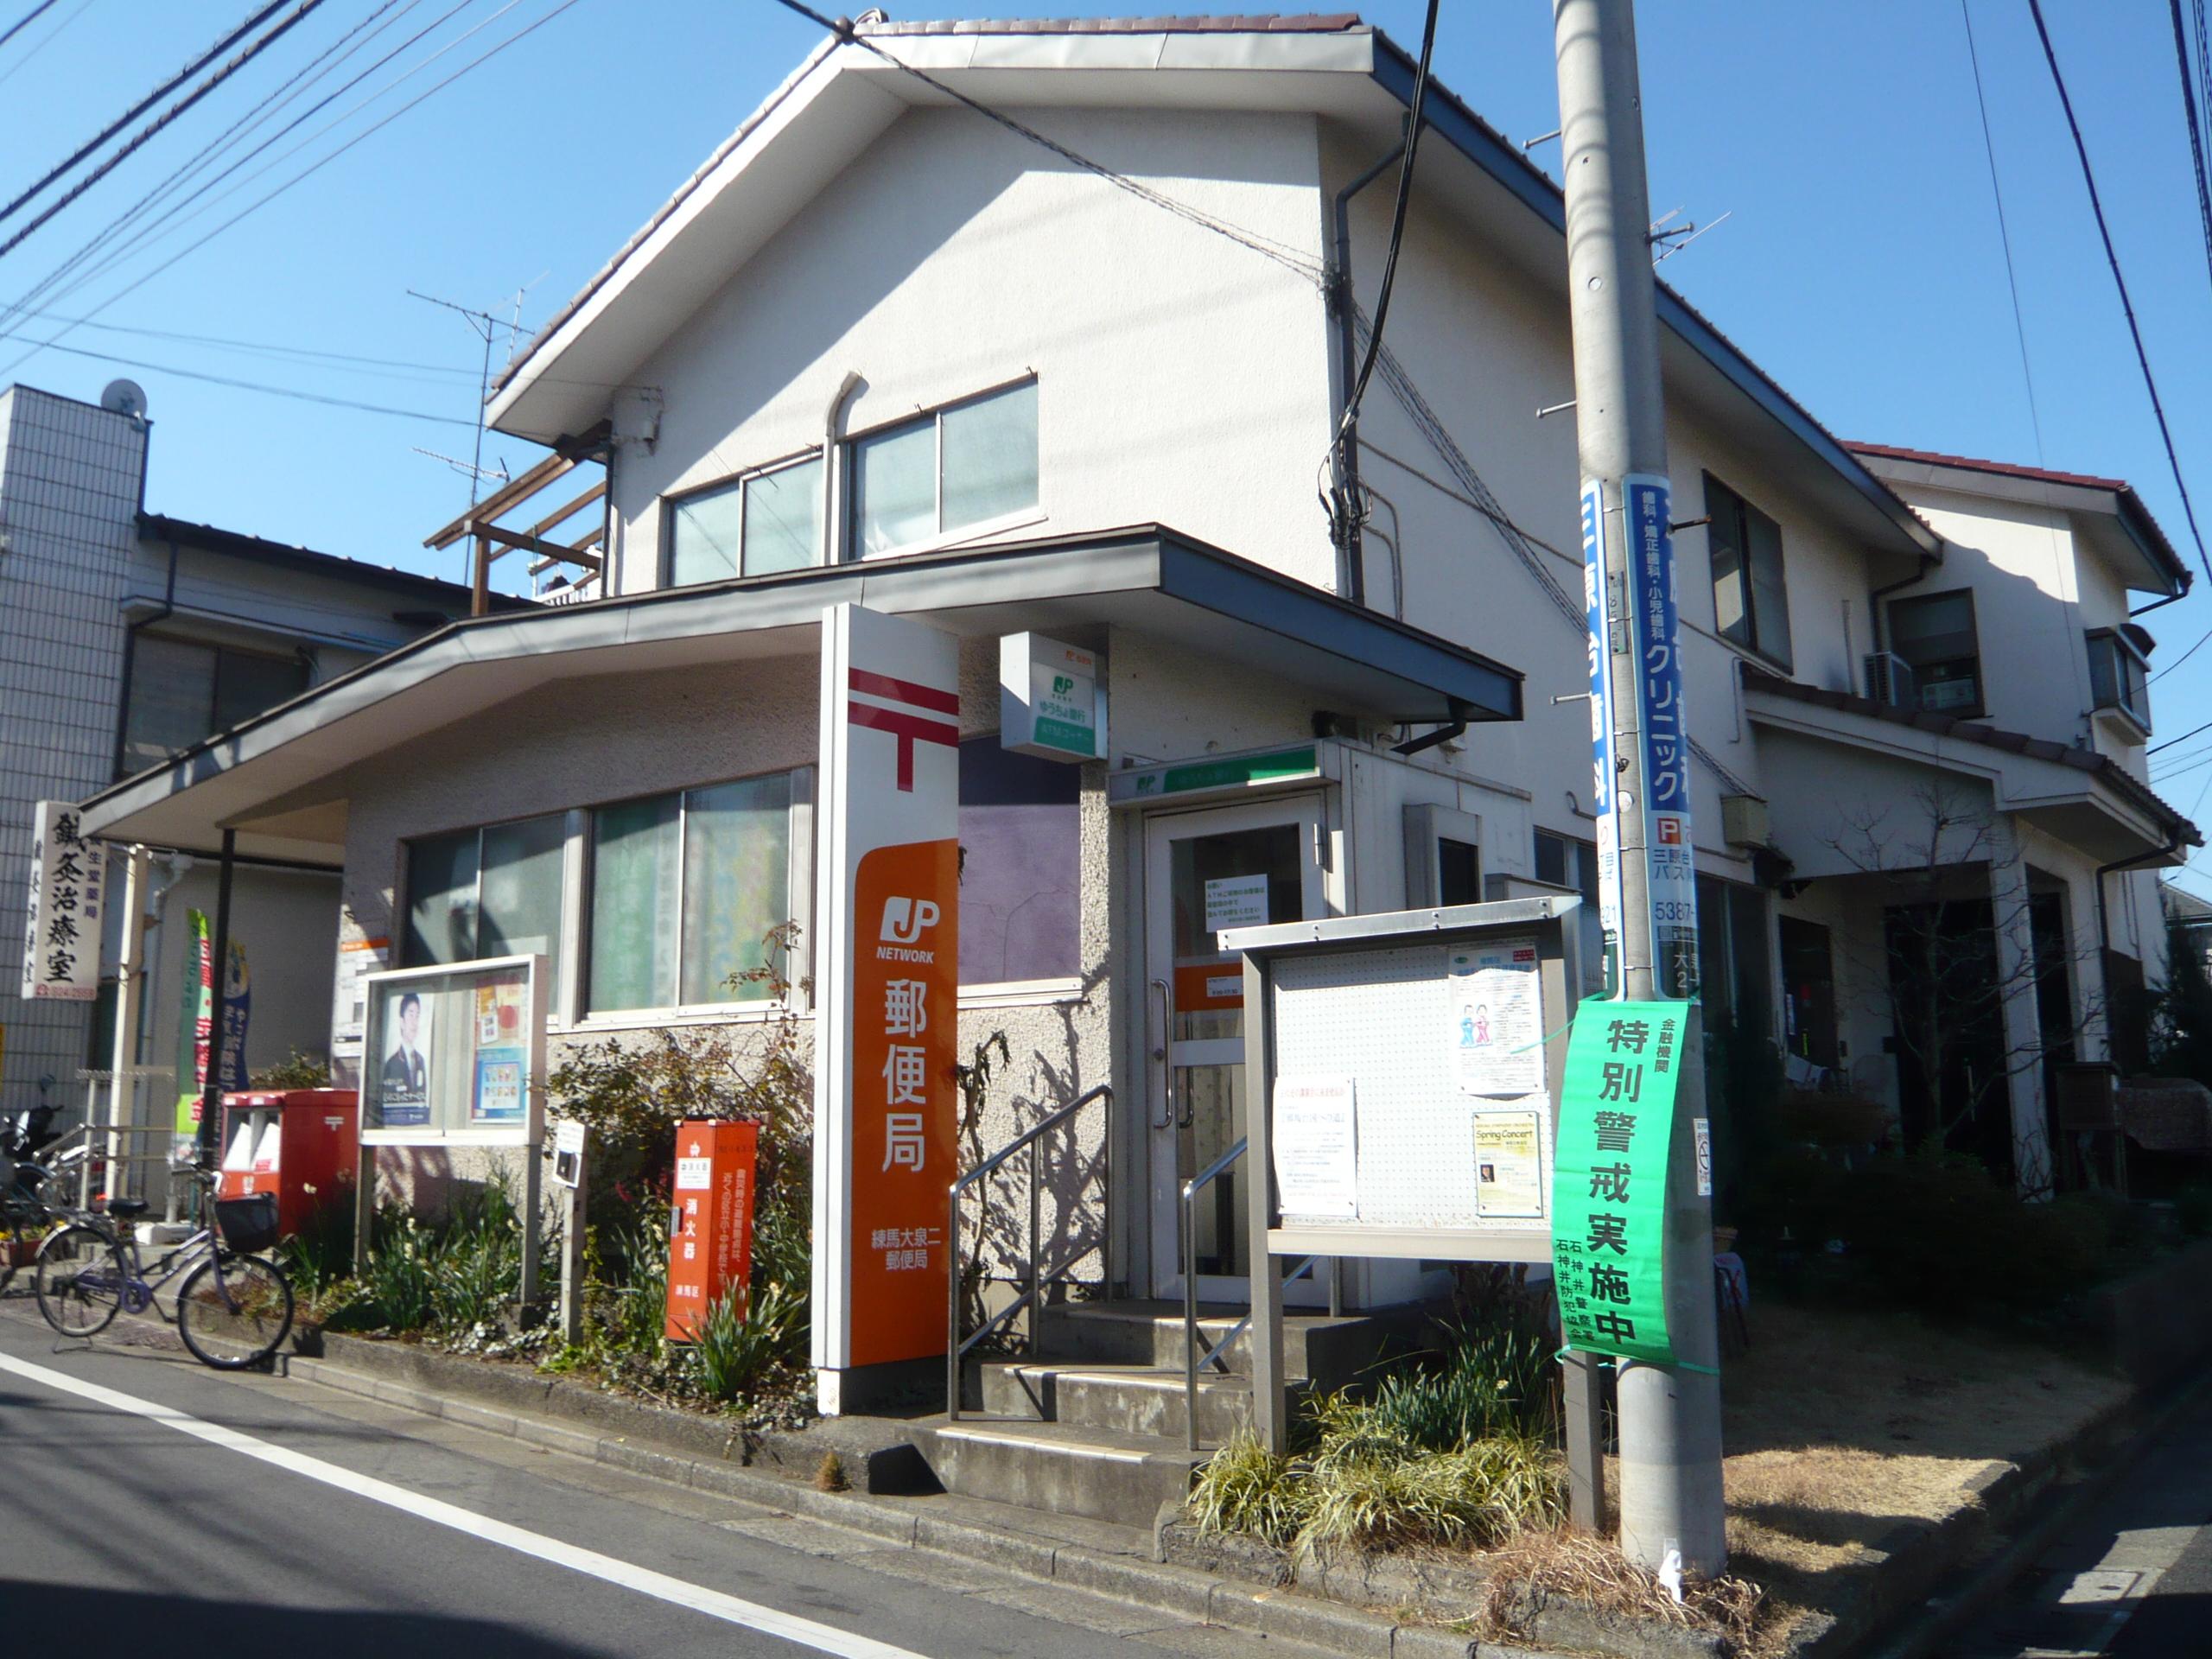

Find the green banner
[[175, 909, 214, 1138], [1552, 1000, 1690, 1366]]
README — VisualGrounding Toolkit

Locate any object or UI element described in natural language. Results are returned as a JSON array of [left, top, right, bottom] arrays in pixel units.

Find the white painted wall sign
[[20, 799, 102, 1001]]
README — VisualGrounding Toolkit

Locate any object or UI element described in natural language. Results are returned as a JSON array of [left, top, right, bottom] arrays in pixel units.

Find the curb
[[1860, 1366, 2212, 1659], [285, 1351, 1541, 1658]]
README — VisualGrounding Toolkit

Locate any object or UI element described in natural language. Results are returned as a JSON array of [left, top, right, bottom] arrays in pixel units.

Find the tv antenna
[[408, 276, 545, 521]]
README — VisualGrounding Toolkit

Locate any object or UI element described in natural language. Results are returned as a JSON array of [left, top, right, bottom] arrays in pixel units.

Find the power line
[[0, 0, 423, 337], [0, 0, 580, 383], [0, 0, 90, 93], [1960, 1, 2048, 467], [0, 0, 60, 54], [2027, 0, 2212, 585], [2175, 0, 2212, 297], [766, 0, 1325, 283], [0, 327, 479, 425], [0, 1, 290, 229], [0, 0, 328, 264], [1340, 0, 1439, 437], [2151, 713, 2212, 757]]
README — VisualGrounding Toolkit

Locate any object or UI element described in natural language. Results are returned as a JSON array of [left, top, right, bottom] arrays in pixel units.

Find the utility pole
[[1552, 0, 1727, 1575]]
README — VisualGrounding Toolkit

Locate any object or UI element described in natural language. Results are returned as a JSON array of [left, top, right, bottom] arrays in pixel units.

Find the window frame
[[2085, 628, 2152, 734], [579, 766, 812, 1024], [119, 629, 311, 777], [1885, 587, 1986, 719], [1703, 472, 1794, 672], [847, 375, 1044, 563], [399, 810, 570, 980], [660, 448, 824, 589]]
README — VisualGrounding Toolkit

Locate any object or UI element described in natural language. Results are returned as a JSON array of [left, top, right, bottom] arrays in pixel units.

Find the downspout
[[821, 371, 864, 567], [2129, 586, 2188, 620], [1328, 143, 1403, 609], [112, 532, 180, 778]]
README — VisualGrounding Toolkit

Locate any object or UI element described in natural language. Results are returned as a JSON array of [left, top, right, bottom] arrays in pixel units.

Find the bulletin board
[[358, 954, 548, 1147], [1226, 897, 1580, 1265]]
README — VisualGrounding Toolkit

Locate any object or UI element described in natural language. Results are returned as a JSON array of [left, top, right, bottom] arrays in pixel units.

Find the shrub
[[1185, 1432, 1309, 1548], [2177, 1182, 2212, 1237], [691, 1277, 807, 1404], [251, 1049, 332, 1089], [1364, 1304, 1559, 1449]]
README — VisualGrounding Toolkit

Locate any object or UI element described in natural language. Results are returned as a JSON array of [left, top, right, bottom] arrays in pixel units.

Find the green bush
[[1364, 1304, 1559, 1449], [692, 1277, 807, 1404], [2177, 1183, 2212, 1237]]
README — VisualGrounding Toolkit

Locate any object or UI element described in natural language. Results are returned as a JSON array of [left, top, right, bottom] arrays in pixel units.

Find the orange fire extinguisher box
[[664, 1119, 759, 1342], [217, 1089, 359, 1239]]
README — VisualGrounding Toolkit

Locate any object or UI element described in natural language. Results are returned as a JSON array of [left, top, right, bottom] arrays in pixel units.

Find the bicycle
[[34, 1168, 295, 1370], [0, 1106, 72, 1297]]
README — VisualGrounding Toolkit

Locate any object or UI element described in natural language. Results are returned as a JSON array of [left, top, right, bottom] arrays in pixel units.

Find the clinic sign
[[1580, 486, 1624, 996], [20, 799, 101, 1001], [814, 603, 961, 1413]]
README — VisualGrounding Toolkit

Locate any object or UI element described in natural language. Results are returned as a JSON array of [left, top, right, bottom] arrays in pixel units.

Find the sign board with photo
[[359, 955, 546, 1146]]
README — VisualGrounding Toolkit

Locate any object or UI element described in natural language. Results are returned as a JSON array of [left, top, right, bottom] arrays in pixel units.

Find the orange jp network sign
[[814, 604, 962, 1408]]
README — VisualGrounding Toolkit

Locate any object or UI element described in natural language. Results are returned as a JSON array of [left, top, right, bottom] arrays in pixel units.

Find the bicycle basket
[[213, 1193, 280, 1254]]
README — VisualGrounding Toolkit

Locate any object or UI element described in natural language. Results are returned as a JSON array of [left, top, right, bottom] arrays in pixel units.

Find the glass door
[[1144, 796, 1326, 1302]]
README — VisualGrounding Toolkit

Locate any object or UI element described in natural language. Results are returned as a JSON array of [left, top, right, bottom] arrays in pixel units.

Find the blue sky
[[4, 2, 2209, 886]]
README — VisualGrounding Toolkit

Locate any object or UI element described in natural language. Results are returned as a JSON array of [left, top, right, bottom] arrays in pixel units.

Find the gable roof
[[1846, 442, 2190, 599], [486, 14, 1938, 563]]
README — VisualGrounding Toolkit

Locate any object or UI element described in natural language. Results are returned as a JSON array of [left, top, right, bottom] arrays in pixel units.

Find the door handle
[[1148, 976, 1176, 1129]]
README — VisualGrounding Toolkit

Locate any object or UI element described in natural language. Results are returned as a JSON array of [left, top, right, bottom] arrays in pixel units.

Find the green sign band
[[1552, 999, 1690, 1366]]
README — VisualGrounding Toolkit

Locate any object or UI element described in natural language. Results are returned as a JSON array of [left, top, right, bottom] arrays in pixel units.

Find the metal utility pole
[[1552, 0, 1727, 1575]]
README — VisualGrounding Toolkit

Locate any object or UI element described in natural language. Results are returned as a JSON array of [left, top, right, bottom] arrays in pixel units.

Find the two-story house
[[71, 16, 2195, 1320], [1, 381, 517, 1143]]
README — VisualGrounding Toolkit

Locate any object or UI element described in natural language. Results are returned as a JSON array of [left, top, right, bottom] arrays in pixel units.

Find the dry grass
[[1476, 1529, 1764, 1647]]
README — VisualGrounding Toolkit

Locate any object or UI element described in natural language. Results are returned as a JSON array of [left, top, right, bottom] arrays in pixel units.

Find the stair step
[[908, 1417, 1208, 1527], [982, 1359, 1285, 1440], [1037, 1299, 1411, 1389]]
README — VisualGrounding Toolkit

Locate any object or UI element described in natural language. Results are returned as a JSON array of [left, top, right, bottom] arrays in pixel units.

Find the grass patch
[[1477, 1530, 1764, 1649]]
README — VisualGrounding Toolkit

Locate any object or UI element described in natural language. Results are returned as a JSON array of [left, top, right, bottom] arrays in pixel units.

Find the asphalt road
[[0, 1304, 1307, 1659], [1955, 1379, 2212, 1659]]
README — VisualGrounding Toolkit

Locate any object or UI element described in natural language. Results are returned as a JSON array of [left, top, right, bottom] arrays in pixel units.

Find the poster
[[470, 974, 527, 1123], [1203, 873, 1269, 937], [1271, 1075, 1358, 1220], [1473, 1109, 1544, 1219], [330, 935, 388, 1060], [1448, 937, 1544, 1097], [1551, 1000, 1689, 1365], [377, 986, 434, 1128], [172, 914, 247, 1141]]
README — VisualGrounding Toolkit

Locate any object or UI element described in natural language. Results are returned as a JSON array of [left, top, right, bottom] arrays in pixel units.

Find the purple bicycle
[[34, 1166, 294, 1370]]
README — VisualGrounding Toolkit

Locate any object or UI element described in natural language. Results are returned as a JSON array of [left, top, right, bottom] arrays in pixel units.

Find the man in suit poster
[[380, 989, 432, 1127]]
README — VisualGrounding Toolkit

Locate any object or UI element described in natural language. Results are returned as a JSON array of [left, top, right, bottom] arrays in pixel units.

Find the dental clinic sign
[[813, 603, 962, 1414], [20, 800, 102, 1001]]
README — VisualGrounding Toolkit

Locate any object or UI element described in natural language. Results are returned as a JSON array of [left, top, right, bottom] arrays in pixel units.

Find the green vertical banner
[[1553, 1000, 1691, 1366], [175, 909, 214, 1139]]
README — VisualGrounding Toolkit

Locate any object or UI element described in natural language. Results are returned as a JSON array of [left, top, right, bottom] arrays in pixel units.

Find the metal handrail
[[1180, 1139, 1334, 1452], [946, 1084, 1111, 1421]]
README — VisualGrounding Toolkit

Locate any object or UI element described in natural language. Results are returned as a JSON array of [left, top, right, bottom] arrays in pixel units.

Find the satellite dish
[[99, 378, 148, 420]]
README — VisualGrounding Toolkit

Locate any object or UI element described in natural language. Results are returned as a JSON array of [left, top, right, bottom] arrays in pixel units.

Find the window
[[402, 814, 567, 984], [2086, 629, 2151, 733], [1695, 876, 1772, 1042], [1534, 828, 1607, 995], [853, 380, 1039, 559], [957, 739, 1080, 986], [666, 454, 823, 587], [1887, 589, 1982, 715], [589, 773, 792, 1012], [121, 633, 309, 774], [1705, 474, 1792, 671]]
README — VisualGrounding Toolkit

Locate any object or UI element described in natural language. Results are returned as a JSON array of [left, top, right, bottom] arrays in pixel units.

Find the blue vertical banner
[[1580, 480, 1623, 994], [1624, 474, 1700, 998]]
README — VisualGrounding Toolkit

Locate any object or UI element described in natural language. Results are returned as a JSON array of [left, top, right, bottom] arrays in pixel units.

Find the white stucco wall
[[609, 105, 1338, 598]]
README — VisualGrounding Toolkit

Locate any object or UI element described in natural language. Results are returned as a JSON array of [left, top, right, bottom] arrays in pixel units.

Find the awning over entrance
[[75, 524, 1525, 864]]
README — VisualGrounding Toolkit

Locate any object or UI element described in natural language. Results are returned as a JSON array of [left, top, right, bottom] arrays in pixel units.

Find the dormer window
[[2086, 628, 2151, 735]]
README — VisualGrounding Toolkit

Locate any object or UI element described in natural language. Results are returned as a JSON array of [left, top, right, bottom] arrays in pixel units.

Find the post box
[[664, 1119, 759, 1342], [218, 1089, 359, 1239]]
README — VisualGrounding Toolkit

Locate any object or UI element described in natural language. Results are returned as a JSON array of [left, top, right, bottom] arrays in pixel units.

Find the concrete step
[[1037, 1299, 1413, 1391], [907, 1416, 1208, 1528], [982, 1359, 1291, 1442]]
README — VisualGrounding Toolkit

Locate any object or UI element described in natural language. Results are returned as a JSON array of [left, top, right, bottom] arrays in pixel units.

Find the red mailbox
[[664, 1119, 758, 1342], [218, 1089, 359, 1238]]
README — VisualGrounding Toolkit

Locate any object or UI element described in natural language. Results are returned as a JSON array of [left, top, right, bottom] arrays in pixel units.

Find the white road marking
[[0, 1351, 926, 1659]]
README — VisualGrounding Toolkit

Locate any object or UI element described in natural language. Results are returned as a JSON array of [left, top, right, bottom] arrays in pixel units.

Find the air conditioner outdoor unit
[[1864, 652, 1917, 709]]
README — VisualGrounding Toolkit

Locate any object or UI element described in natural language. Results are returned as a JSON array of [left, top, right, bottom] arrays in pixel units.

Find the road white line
[[0, 1351, 925, 1659]]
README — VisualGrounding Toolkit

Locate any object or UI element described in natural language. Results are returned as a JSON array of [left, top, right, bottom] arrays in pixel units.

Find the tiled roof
[[1741, 664, 2202, 849], [855, 14, 1362, 33], [1842, 442, 2130, 495]]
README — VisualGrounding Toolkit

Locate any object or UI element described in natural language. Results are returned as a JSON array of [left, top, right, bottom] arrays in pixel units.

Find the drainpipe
[[112, 532, 180, 778], [821, 371, 864, 567], [2128, 587, 2187, 620], [1328, 143, 1404, 608]]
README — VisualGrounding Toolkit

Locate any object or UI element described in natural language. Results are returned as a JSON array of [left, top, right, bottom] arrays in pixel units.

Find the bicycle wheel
[[34, 1224, 126, 1338], [177, 1252, 293, 1370]]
